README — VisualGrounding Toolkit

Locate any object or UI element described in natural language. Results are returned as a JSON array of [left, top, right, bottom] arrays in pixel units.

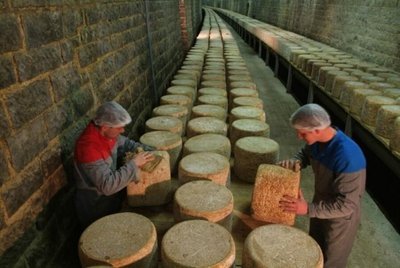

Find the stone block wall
[[0, 0, 201, 263], [203, 0, 400, 72]]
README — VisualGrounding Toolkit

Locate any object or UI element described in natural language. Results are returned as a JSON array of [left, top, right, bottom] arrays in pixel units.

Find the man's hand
[[279, 189, 308, 215], [132, 152, 155, 168], [276, 159, 301, 172]]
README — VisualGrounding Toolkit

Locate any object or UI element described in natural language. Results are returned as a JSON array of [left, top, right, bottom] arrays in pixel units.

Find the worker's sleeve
[[293, 145, 311, 169], [78, 158, 139, 196], [308, 170, 365, 219]]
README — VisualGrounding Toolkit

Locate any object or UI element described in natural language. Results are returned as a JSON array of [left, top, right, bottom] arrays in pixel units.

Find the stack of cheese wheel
[[230, 106, 266, 123], [230, 81, 256, 91], [79, 213, 157, 267], [161, 220, 235, 268], [166, 86, 196, 104], [183, 133, 231, 158], [145, 116, 183, 136], [152, 104, 189, 130], [191, 104, 227, 121], [198, 87, 227, 97], [229, 88, 259, 109], [234, 137, 279, 183], [375, 105, 400, 139], [197, 94, 228, 111], [200, 80, 227, 90], [229, 119, 270, 147], [160, 94, 192, 111], [251, 164, 300, 225], [127, 151, 172, 207], [360, 96, 396, 126], [140, 131, 182, 174], [178, 152, 230, 186], [242, 224, 323, 268], [186, 117, 228, 138], [232, 96, 264, 109], [173, 180, 234, 230]]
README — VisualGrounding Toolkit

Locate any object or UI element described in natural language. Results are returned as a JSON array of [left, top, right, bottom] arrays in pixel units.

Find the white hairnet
[[93, 101, 132, 127], [290, 103, 331, 130]]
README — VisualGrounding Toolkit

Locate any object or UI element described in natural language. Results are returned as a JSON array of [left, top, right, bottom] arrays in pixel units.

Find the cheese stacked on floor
[[166, 86, 196, 104], [127, 151, 172, 207], [161, 220, 235, 268], [179, 152, 230, 186], [152, 104, 189, 129], [230, 106, 266, 123], [234, 137, 279, 183], [229, 119, 270, 147], [140, 131, 182, 174], [145, 116, 183, 136], [232, 96, 264, 109], [183, 133, 231, 158], [186, 117, 228, 138], [191, 104, 227, 121], [197, 94, 228, 111], [198, 87, 227, 97], [160, 94, 192, 111], [242, 224, 323, 268], [229, 88, 259, 110], [173, 180, 234, 230], [79, 213, 157, 267], [251, 164, 300, 225]]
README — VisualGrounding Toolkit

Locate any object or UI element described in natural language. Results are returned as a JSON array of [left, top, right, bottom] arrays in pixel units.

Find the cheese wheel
[[232, 96, 264, 109], [369, 82, 395, 91], [166, 86, 196, 103], [161, 220, 235, 268], [349, 89, 381, 116], [230, 119, 270, 147], [242, 224, 323, 268], [229, 81, 256, 90], [360, 96, 396, 126], [191, 104, 227, 121], [323, 71, 348, 93], [228, 74, 252, 83], [145, 116, 183, 136], [160, 94, 192, 110], [387, 77, 400, 87], [186, 117, 228, 138], [311, 62, 331, 81], [389, 117, 400, 157], [375, 105, 400, 138], [127, 151, 172, 207], [201, 74, 226, 82], [228, 69, 251, 76], [198, 87, 227, 97], [251, 164, 300, 225], [202, 69, 226, 76], [173, 180, 234, 230], [360, 75, 385, 84], [339, 81, 368, 107], [178, 152, 230, 186], [200, 80, 227, 89], [197, 95, 228, 111], [317, 66, 339, 87], [140, 131, 182, 173], [79, 213, 157, 267], [331, 75, 358, 99], [230, 106, 266, 123], [233, 137, 279, 183], [152, 104, 189, 127], [177, 69, 201, 83], [383, 88, 400, 99], [183, 133, 231, 158], [171, 79, 198, 90], [229, 88, 259, 109]]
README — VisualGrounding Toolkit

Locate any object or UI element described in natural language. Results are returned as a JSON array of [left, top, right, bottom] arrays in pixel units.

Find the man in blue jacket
[[279, 103, 366, 268], [73, 101, 155, 229]]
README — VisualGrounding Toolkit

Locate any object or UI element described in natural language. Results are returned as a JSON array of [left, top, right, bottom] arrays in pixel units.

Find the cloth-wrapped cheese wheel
[[251, 164, 300, 225], [242, 224, 323, 268]]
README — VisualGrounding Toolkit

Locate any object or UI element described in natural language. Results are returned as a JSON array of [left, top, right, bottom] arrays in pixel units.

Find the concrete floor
[[126, 25, 400, 267]]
